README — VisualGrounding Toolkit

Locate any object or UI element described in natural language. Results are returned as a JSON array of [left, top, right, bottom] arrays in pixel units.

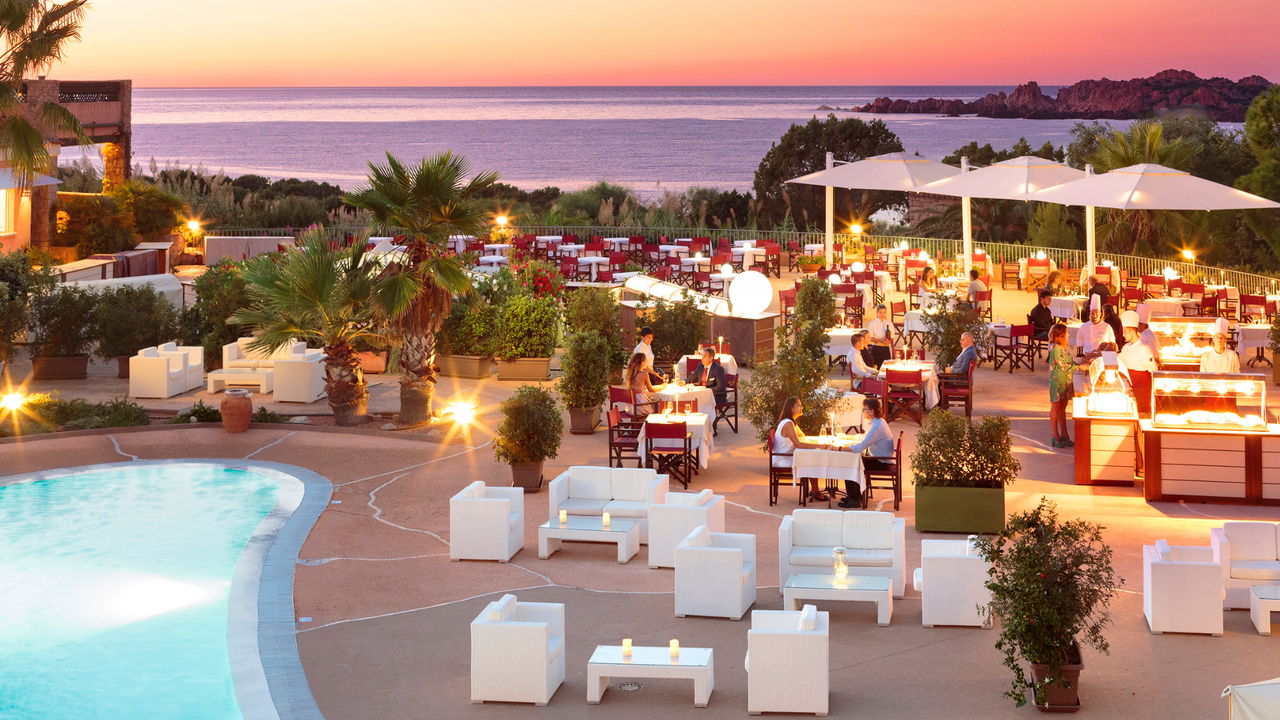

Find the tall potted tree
[[343, 151, 496, 424], [28, 284, 98, 380], [974, 498, 1120, 712], [641, 292, 710, 371], [921, 304, 990, 369], [911, 408, 1020, 533], [94, 284, 180, 377], [495, 293, 560, 381], [230, 227, 415, 426], [559, 330, 610, 434], [494, 384, 564, 491]]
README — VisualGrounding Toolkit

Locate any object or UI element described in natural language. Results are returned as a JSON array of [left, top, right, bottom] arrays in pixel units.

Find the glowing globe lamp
[[728, 271, 772, 317]]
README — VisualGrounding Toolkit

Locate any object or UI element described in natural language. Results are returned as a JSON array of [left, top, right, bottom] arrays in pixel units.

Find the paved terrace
[[4, 276, 1280, 719]]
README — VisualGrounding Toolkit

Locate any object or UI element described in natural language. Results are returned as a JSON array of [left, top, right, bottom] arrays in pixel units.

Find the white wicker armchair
[[129, 347, 188, 399], [746, 605, 829, 716], [912, 536, 992, 628], [450, 481, 524, 562], [1143, 540, 1223, 636], [674, 526, 756, 620], [157, 342, 204, 390], [648, 489, 726, 568], [470, 594, 565, 706], [1211, 522, 1280, 609]]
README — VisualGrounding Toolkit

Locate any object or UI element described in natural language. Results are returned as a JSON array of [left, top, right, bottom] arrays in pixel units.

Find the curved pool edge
[[0, 459, 330, 720]]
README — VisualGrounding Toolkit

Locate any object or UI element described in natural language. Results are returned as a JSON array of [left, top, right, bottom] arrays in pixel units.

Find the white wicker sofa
[[548, 466, 667, 544], [450, 481, 524, 562], [470, 594, 564, 706], [1143, 540, 1223, 635], [1211, 522, 1280, 609], [778, 509, 906, 597], [745, 605, 829, 716], [222, 337, 317, 368], [913, 536, 991, 628]]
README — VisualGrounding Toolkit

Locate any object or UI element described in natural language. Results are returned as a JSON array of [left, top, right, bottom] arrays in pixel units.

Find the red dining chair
[[645, 420, 693, 488], [607, 407, 643, 468], [884, 369, 924, 424]]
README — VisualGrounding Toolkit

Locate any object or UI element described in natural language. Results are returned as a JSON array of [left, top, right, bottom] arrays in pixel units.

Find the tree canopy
[[941, 137, 1063, 167]]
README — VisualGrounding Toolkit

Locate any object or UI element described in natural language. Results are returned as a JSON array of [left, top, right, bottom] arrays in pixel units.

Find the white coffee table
[[1250, 585, 1280, 635], [783, 574, 893, 626], [538, 516, 639, 564], [207, 368, 274, 394], [587, 645, 714, 707]]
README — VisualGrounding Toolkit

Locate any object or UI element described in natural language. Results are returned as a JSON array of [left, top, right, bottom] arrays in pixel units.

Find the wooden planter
[[568, 407, 601, 435], [32, 355, 90, 380], [510, 461, 545, 492], [914, 486, 1005, 534], [437, 354, 493, 380], [496, 357, 551, 381], [356, 350, 388, 374]]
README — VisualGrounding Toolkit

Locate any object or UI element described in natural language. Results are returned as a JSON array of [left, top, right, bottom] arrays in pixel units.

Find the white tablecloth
[[1141, 298, 1197, 318], [1085, 265, 1121, 293], [825, 328, 858, 357], [733, 240, 756, 247], [651, 385, 716, 415], [659, 244, 685, 257], [680, 257, 712, 270], [535, 235, 561, 241], [1019, 258, 1057, 285], [1238, 324, 1271, 354], [558, 243, 585, 257], [955, 254, 993, 278], [831, 391, 867, 430], [1050, 296, 1087, 320], [477, 256, 508, 266], [483, 244, 510, 255], [732, 247, 766, 270], [877, 360, 939, 408], [637, 412, 714, 468], [804, 243, 825, 253], [448, 235, 477, 253], [577, 256, 610, 279], [675, 354, 739, 381], [793, 447, 865, 490], [903, 310, 927, 334]]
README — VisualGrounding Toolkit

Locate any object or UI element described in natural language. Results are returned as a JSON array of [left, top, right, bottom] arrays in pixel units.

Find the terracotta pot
[[510, 461, 545, 493], [496, 357, 551, 381], [609, 367, 625, 385], [800, 264, 820, 274], [116, 356, 131, 378], [568, 407, 601, 435], [356, 350, 388, 374], [220, 388, 252, 433], [437, 354, 492, 380], [32, 355, 90, 380], [332, 397, 369, 427], [1030, 644, 1083, 712]]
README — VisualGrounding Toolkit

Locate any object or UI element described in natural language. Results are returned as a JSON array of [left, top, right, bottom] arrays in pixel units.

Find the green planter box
[[915, 486, 1005, 534]]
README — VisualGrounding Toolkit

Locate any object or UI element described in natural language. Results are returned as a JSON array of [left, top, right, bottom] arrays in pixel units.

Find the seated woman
[[625, 352, 660, 417], [773, 396, 838, 503], [1044, 269, 1064, 296], [918, 266, 939, 306], [839, 398, 895, 508]]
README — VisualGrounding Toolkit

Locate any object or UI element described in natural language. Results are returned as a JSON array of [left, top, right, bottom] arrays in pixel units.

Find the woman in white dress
[[773, 396, 836, 503]]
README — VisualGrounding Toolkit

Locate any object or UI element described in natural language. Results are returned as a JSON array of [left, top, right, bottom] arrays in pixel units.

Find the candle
[[559, 509, 567, 525], [717, 335, 723, 355], [622, 639, 632, 656], [602, 512, 610, 528], [670, 639, 679, 658]]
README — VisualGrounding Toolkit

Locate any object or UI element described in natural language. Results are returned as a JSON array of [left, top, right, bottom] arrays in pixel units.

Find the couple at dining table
[[772, 396, 895, 507], [626, 346, 728, 432]]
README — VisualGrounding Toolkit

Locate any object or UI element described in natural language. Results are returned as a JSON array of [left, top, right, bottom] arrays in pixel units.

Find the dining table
[[636, 410, 714, 469], [877, 359, 940, 408], [732, 246, 766, 270], [824, 328, 859, 358], [577, 255, 611, 279], [792, 436, 865, 500], [1140, 297, 1198, 318], [675, 354, 739, 381], [1018, 258, 1057, 286], [651, 383, 716, 416], [1050, 295, 1088, 320]]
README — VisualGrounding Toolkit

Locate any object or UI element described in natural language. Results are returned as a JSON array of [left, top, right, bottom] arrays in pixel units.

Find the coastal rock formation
[[849, 70, 1273, 122]]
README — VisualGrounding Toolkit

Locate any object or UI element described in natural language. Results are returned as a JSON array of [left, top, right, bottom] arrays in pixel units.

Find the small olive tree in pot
[[494, 384, 564, 491], [974, 497, 1121, 711], [28, 284, 99, 380], [559, 330, 610, 434], [911, 408, 1020, 533], [922, 304, 990, 369], [94, 285, 180, 377]]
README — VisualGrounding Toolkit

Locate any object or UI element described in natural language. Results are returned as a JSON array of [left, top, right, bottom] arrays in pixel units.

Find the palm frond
[[0, 114, 51, 189]]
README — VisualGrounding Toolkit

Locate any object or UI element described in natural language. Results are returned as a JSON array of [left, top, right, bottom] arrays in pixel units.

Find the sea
[[75, 86, 1215, 197]]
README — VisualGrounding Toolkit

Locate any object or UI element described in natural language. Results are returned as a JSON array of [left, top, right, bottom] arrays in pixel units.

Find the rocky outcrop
[[849, 70, 1273, 122]]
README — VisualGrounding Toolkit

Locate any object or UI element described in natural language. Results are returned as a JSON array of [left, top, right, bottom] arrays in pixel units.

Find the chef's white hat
[[1136, 304, 1151, 324], [1214, 317, 1230, 336], [1120, 310, 1139, 328], [1089, 294, 1101, 313]]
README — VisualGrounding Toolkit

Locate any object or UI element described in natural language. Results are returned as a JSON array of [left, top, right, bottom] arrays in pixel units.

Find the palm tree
[[1087, 123, 1204, 255], [0, 1, 92, 186], [343, 151, 498, 424], [230, 227, 418, 426]]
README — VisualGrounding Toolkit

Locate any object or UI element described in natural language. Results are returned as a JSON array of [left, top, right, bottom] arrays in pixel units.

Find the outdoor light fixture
[[850, 223, 862, 235], [1163, 267, 1177, 279], [1, 392, 25, 412], [185, 220, 200, 233], [1102, 260, 1113, 267], [602, 512, 610, 528], [827, 274, 839, 284], [720, 263, 732, 275], [833, 546, 849, 581], [443, 401, 476, 425], [919, 250, 929, 261], [898, 240, 908, 251], [851, 262, 865, 272], [496, 216, 508, 226], [1183, 249, 1196, 263], [622, 639, 632, 657], [727, 271, 772, 317], [1036, 250, 1047, 260], [559, 509, 568, 525]]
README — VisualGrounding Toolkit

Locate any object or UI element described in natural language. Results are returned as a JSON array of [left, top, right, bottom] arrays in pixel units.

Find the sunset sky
[[58, 0, 1280, 87]]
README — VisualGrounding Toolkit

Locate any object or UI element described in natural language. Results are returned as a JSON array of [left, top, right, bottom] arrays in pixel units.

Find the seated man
[[846, 332, 877, 388], [687, 347, 728, 434], [1084, 275, 1110, 321], [961, 268, 987, 311], [949, 332, 979, 374], [1029, 289, 1055, 340]]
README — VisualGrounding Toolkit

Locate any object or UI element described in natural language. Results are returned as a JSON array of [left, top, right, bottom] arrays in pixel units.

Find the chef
[[1135, 304, 1161, 360], [1077, 295, 1115, 356], [1199, 317, 1241, 373], [1118, 311, 1158, 372]]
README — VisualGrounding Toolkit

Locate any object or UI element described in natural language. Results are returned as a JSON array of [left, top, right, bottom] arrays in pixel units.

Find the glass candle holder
[[559, 509, 567, 525], [833, 546, 849, 581], [602, 512, 610, 528], [670, 639, 679, 658], [622, 639, 632, 657]]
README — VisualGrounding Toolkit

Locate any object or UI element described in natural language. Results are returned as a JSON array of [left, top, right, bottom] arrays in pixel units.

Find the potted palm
[[436, 298, 496, 379], [94, 284, 180, 377], [974, 498, 1120, 712], [28, 284, 98, 380], [494, 384, 564, 491], [911, 408, 1020, 534], [559, 330, 610, 434], [230, 227, 415, 426], [495, 293, 560, 381]]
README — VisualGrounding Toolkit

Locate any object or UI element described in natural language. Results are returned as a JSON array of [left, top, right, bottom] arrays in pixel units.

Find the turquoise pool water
[[0, 465, 280, 720]]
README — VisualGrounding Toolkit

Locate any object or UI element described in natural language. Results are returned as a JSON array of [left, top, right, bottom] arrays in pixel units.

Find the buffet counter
[[1141, 421, 1280, 505], [1072, 352, 1139, 486]]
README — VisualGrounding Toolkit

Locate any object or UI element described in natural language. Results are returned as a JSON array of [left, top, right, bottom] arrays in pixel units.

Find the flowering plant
[[512, 259, 565, 301]]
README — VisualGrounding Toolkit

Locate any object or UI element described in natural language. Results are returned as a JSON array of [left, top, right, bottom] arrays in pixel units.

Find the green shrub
[[494, 384, 563, 464], [922, 305, 991, 369], [169, 399, 223, 424], [107, 180, 188, 239], [559, 330, 611, 409], [189, 259, 248, 368], [27, 284, 98, 357], [911, 409, 1021, 488], [94, 284, 180, 359], [564, 287, 628, 369], [437, 298, 498, 356], [52, 193, 137, 259], [251, 406, 288, 423], [790, 276, 839, 358], [23, 395, 150, 430], [496, 294, 560, 360], [639, 292, 710, 363]]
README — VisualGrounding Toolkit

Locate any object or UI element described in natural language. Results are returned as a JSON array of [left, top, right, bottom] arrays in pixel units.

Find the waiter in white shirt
[[865, 304, 895, 367], [1117, 311, 1158, 372], [633, 326, 666, 383], [1077, 295, 1115, 356], [1199, 318, 1241, 373], [1135, 304, 1160, 361]]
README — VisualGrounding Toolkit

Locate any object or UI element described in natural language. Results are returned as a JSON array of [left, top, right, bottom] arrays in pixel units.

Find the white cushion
[[548, 635, 564, 664], [1230, 560, 1280, 581], [842, 511, 894, 549], [687, 526, 712, 547], [509, 512, 523, 532], [568, 467, 614, 501], [665, 489, 712, 507], [1155, 539, 1172, 562], [843, 548, 894, 567], [558, 498, 608, 515], [791, 510, 843, 548], [487, 594, 517, 622], [789, 546, 838, 567], [462, 481, 485, 499], [913, 567, 924, 592], [610, 468, 654, 502], [741, 561, 756, 586], [237, 336, 272, 361], [603, 500, 647, 518], [226, 359, 264, 368], [798, 604, 817, 632], [1224, 522, 1278, 561]]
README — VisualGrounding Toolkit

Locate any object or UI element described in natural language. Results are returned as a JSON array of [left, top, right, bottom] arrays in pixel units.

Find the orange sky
[[56, 0, 1280, 87]]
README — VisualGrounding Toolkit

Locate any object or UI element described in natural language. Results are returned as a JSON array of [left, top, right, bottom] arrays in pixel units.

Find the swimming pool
[[0, 462, 323, 720]]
